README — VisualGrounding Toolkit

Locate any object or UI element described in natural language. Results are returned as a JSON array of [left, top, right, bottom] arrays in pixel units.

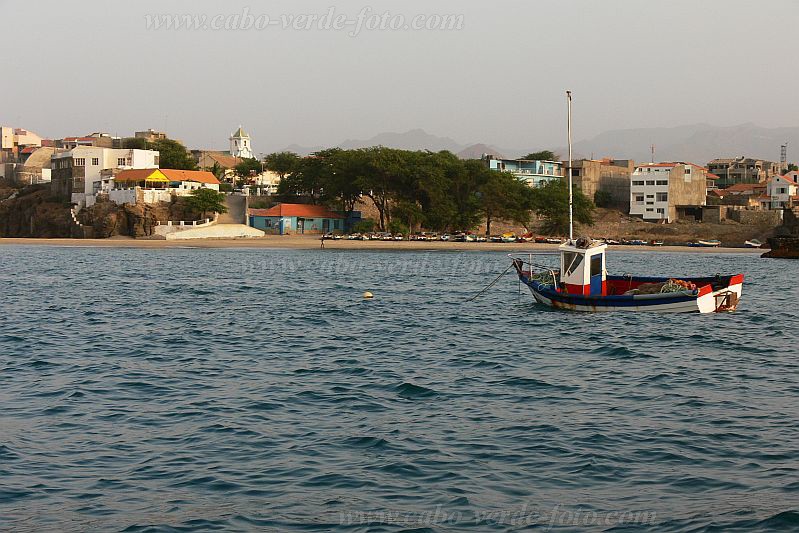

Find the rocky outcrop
[[0, 185, 73, 238], [762, 208, 799, 259], [0, 185, 204, 239], [78, 195, 200, 238], [762, 237, 799, 258]]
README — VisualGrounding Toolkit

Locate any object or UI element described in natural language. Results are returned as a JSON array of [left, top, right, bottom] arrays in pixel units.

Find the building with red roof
[[248, 203, 345, 235]]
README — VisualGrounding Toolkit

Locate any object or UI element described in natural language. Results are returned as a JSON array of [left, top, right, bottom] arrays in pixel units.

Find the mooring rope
[[467, 262, 515, 302]]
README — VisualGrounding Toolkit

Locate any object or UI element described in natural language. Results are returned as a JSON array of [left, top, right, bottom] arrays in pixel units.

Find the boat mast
[[567, 90, 574, 243]]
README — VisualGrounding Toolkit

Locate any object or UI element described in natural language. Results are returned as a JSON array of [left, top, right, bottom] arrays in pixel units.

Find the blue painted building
[[485, 155, 564, 187], [249, 203, 346, 235]]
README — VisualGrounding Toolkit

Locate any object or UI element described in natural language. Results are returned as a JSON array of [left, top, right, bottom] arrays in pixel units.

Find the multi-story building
[[570, 158, 634, 209], [51, 147, 159, 203], [629, 162, 707, 222], [766, 173, 799, 209], [484, 155, 563, 187], [707, 157, 779, 188]]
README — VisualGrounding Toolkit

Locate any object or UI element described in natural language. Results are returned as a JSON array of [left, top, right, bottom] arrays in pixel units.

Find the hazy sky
[[2, 0, 798, 154]]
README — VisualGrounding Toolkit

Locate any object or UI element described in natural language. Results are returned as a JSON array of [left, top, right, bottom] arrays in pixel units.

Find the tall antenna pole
[[567, 90, 574, 243], [780, 142, 788, 173]]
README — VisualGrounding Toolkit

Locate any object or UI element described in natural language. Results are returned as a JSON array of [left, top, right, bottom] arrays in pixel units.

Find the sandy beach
[[0, 235, 766, 253]]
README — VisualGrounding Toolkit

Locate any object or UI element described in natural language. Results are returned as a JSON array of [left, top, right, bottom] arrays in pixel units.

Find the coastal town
[[1, 123, 798, 254], [6, 2, 799, 531]]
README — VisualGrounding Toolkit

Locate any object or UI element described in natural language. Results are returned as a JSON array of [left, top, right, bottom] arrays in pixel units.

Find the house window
[[646, 194, 654, 198], [118, 158, 126, 166], [656, 192, 668, 202], [646, 208, 654, 212], [91, 157, 99, 166], [635, 195, 644, 203], [646, 180, 655, 185], [73, 158, 85, 166], [656, 180, 668, 185], [656, 208, 665, 214], [632, 180, 645, 186]]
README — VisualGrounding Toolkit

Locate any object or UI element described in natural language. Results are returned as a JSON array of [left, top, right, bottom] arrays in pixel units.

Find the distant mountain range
[[563, 123, 797, 164], [278, 123, 797, 164], [278, 129, 514, 159]]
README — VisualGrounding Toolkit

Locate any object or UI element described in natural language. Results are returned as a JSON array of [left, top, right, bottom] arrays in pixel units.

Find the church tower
[[229, 125, 253, 159]]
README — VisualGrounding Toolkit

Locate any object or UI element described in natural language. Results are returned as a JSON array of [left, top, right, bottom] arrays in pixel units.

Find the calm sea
[[1, 246, 797, 532]]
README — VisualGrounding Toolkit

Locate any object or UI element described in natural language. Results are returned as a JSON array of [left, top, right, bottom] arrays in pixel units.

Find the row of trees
[[259, 147, 593, 235], [122, 137, 593, 234]]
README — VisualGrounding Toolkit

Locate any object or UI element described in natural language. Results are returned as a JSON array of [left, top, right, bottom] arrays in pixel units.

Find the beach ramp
[[165, 224, 264, 240]]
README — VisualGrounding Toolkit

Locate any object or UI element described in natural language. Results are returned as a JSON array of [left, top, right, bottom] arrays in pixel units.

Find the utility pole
[[566, 90, 573, 243]]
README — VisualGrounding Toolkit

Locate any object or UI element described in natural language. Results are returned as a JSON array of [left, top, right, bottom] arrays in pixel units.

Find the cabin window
[[563, 252, 584, 277], [590, 255, 602, 277]]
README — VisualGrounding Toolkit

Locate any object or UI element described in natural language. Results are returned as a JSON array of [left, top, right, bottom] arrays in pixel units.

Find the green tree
[[352, 219, 376, 233], [476, 167, 531, 235], [277, 149, 335, 203], [594, 189, 612, 208], [530, 179, 594, 235], [153, 139, 197, 170], [264, 151, 300, 180], [522, 150, 559, 161], [186, 188, 228, 219], [123, 137, 197, 169], [209, 161, 224, 179], [788, 163, 798, 172], [235, 157, 262, 178]]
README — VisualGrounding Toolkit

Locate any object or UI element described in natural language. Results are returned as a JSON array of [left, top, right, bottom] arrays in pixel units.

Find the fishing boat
[[745, 239, 762, 248], [689, 239, 722, 247], [509, 91, 743, 313]]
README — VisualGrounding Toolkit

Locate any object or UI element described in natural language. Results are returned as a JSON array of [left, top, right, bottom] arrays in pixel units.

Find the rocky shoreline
[[762, 209, 799, 259], [762, 237, 799, 258]]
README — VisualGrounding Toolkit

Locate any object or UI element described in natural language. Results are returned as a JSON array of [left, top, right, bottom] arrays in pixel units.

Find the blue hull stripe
[[522, 278, 698, 308]]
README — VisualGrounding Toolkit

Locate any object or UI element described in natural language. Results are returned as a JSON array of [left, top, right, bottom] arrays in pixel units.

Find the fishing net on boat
[[529, 270, 557, 287], [624, 279, 697, 295]]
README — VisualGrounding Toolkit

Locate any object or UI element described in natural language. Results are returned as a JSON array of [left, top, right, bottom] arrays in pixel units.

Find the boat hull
[[519, 273, 743, 313]]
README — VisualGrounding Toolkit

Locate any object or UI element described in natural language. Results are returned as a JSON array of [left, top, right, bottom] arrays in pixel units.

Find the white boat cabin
[[559, 239, 607, 296]]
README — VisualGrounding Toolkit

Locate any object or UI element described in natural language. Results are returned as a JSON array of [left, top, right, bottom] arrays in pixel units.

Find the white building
[[51, 147, 159, 205], [629, 162, 707, 222], [229, 126, 253, 159], [252, 169, 282, 194], [766, 173, 799, 209]]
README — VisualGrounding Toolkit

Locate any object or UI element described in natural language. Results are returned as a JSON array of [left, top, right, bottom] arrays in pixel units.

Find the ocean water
[[1, 245, 798, 532]]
